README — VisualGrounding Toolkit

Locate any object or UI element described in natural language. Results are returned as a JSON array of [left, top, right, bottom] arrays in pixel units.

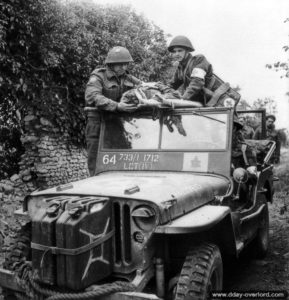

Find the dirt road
[[225, 191, 289, 295]]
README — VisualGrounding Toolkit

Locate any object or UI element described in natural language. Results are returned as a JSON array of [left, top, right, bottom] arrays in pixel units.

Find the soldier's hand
[[241, 144, 247, 152], [117, 102, 137, 112]]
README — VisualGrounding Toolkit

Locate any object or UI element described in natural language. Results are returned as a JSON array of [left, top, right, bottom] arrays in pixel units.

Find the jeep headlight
[[132, 206, 157, 232]]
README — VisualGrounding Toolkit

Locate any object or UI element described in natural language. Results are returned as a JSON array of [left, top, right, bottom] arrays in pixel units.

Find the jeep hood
[[31, 172, 230, 220], [32, 171, 230, 201]]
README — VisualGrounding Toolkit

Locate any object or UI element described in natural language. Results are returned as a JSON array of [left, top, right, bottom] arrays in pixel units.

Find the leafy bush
[[0, 98, 24, 178], [266, 18, 289, 79]]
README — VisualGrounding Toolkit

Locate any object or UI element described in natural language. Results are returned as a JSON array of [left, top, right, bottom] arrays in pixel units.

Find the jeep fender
[[155, 205, 237, 256], [155, 206, 231, 234]]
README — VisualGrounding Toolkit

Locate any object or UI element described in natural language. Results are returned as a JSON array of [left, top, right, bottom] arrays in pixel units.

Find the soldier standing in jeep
[[167, 35, 213, 105], [85, 46, 142, 176]]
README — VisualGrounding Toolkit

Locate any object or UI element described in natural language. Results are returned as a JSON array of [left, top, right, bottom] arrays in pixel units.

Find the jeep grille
[[114, 201, 132, 266]]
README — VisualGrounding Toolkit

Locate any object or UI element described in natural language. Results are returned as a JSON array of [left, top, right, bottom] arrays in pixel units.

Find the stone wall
[[20, 111, 89, 189], [0, 175, 33, 254]]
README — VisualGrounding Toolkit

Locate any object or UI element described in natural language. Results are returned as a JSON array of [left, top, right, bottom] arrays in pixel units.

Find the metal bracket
[[0, 269, 25, 292], [131, 266, 154, 292]]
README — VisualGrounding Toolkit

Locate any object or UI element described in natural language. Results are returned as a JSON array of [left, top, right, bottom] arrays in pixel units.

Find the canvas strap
[[31, 229, 114, 256]]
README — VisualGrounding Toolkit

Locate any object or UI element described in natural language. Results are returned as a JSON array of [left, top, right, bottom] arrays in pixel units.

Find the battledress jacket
[[84, 67, 141, 176], [85, 67, 142, 111], [168, 53, 213, 103], [241, 125, 255, 139]]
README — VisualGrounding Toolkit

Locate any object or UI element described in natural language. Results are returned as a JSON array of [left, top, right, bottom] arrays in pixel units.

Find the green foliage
[[266, 17, 289, 79], [278, 128, 289, 148], [0, 0, 172, 179], [0, 98, 24, 178], [252, 97, 277, 114], [237, 99, 251, 110]]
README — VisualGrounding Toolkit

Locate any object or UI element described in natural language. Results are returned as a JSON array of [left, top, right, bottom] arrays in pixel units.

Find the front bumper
[[0, 268, 161, 300]]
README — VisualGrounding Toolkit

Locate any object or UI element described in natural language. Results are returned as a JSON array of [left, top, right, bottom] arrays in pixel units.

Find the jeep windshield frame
[[96, 107, 234, 177]]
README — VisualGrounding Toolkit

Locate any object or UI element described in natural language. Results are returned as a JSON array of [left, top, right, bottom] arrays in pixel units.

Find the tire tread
[[174, 243, 223, 300]]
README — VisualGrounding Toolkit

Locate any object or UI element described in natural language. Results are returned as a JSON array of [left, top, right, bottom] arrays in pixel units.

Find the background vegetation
[[266, 17, 289, 81], [0, 0, 172, 179], [1, 1, 287, 179]]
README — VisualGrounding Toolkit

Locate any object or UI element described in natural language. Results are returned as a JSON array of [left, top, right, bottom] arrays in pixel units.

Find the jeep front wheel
[[174, 243, 223, 300]]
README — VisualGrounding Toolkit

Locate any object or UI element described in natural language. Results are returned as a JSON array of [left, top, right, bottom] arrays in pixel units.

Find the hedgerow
[[0, 0, 172, 178]]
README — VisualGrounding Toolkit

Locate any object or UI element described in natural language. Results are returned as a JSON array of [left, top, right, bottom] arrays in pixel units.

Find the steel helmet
[[105, 46, 133, 64], [266, 114, 276, 122], [233, 114, 243, 130], [168, 35, 195, 52]]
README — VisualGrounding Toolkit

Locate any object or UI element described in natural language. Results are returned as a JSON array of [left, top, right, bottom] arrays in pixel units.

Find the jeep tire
[[174, 243, 223, 300]]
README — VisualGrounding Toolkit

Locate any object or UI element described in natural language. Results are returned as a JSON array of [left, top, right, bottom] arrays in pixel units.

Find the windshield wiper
[[189, 111, 225, 124]]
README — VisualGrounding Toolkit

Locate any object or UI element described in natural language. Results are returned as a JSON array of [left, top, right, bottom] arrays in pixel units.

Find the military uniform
[[232, 130, 246, 158], [254, 125, 280, 163], [85, 67, 141, 176], [168, 53, 213, 104], [241, 125, 255, 139], [232, 128, 256, 168], [167, 32, 213, 105]]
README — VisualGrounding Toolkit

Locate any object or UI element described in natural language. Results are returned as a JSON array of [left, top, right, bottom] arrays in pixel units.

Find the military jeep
[[0, 105, 276, 300]]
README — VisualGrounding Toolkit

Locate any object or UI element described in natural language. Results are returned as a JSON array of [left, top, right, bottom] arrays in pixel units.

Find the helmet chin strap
[[179, 51, 190, 64]]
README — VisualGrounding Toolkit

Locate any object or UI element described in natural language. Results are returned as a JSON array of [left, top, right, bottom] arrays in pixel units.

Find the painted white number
[[102, 154, 116, 165]]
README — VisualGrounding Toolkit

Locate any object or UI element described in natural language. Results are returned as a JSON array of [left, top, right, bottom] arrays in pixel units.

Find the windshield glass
[[103, 114, 160, 149], [161, 113, 227, 150], [102, 112, 228, 150]]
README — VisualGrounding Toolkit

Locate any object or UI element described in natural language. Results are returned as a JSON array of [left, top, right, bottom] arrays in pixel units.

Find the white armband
[[88, 76, 97, 84], [190, 68, 206, 79]]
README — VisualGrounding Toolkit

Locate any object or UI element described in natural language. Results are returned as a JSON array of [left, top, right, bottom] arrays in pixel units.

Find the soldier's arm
[[253, 127, 261, 140], [85, 75, 118, 111], [236, 130, 246, 144], [183, 55, 211, 100], [128, 75, 143, 86]]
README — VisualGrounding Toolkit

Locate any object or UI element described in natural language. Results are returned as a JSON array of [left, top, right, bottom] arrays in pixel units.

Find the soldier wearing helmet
[[253, 114, 277, 141], [232, 115, 257, 168], [253, 114, 280, 163], [167, 35, 213, 105], [85, 46, 142, 176]]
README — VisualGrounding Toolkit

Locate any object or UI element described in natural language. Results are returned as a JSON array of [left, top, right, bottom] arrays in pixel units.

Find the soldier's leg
[[85, 116, 100, 176], [246, 147, 257, 166]]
